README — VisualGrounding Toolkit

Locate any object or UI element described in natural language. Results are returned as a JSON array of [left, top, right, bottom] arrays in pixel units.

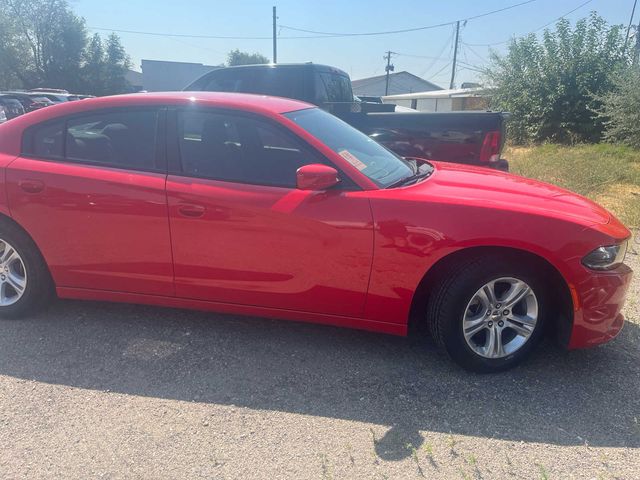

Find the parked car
[[31, 93, 71, 103], [0, 92, 632, 372], [0, 92, 53, 112], [185, 63, 509, 170], [26, 88, 84, 103], [0, 95, 26, 120]]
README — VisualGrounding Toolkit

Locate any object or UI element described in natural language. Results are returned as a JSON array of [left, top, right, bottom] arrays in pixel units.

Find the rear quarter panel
[[0, 125, 20, 217]]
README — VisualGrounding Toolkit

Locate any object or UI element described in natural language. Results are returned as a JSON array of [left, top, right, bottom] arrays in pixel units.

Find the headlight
[[582, 240, 628, 270]]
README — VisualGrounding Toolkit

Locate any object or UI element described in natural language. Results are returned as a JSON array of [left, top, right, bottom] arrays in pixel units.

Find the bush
[[485, 13, 630, 145], [597, 69, 640, 148]]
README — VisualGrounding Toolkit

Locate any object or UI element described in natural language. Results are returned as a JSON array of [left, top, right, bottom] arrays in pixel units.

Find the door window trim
[[21, 106, 168, 175], [166, 106, 360, 190]]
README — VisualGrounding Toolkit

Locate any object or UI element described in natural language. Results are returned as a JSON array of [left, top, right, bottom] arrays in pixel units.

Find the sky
[[74, 0, 636, 88]]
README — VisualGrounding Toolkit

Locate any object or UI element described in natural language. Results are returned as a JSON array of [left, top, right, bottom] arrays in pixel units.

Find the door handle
[[178, 204, 206, 218], [18, 180, 45, 194]]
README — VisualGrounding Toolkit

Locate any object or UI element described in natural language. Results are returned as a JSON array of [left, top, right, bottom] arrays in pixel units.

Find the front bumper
[[567, 263, 633, 349]]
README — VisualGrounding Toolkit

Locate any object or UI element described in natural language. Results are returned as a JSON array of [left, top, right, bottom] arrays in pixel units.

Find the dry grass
[[506, 143, 640, 227]]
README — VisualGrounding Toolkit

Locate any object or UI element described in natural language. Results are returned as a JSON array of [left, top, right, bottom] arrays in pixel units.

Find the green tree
[[485, 13, 630, 144], [81, 33, 107, 95], [0, 0, 87, 91], [103, 33, 132, 95], [226, 49, 269, 66], [597, 68, 640, 148]]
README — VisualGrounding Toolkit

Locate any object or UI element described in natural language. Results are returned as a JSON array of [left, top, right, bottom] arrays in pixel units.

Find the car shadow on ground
[[1, 299, 638, 461]]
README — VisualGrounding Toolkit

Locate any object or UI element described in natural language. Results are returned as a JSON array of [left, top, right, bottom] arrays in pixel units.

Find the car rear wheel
[[427, 255, 547, 373], [0, 221, 53, 318]]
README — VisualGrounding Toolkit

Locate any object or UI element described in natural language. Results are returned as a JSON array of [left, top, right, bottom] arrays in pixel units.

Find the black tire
[[427, 254, 547, 373], [0, 219, 53, 318]]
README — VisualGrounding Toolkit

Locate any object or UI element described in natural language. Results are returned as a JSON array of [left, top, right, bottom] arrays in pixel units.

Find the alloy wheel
[[462, 277, 538, 359], [0, 239, 27, 306]]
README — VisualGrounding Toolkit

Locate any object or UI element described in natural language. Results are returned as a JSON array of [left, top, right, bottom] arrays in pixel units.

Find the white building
[[382, 87, 491, 112], [141, 60, 222, 92]]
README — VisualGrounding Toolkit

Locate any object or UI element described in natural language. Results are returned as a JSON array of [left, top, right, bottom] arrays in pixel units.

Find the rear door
[[6, 107, 174, 296]]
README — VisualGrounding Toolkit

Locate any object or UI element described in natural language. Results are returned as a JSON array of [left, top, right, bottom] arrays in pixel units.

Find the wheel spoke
[[0, 246, 19, 265], [463, 318, 487, 339], [0, 282, 10, 305], [504, 319, 533, 338], [507, 313, 537, 327], [6, 272, 25, 292], [482, 282, 497, 305], [484, 327, 504, 357], [502, 281, 531, 308]]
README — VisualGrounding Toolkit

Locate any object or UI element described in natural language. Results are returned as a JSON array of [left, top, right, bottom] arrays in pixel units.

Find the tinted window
[[178, 111, 320, 187], [203, 69, 255, 93], [32, 122, 64, 158], [315, 72, 353, 103], [284, 108, 412, 188], [66, 110, 158, 169], [252, 69, 305, 100], [201, 68, 305, 101]]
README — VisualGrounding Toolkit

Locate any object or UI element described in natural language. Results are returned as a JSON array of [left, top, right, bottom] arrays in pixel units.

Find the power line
[[430, 62, 453, 81], [277, 0, 538, 38], [465, 0, 594, 47], [461, 42, 488, 63], [419, 27, 456, 78], [88, 26, 275, 40]]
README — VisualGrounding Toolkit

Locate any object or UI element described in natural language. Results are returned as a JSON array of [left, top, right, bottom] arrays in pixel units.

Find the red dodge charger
[[0, 92, 632, 372]]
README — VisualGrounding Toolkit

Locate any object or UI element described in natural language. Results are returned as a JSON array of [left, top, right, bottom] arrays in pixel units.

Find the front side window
[[177, 110, 322, 187], [284, 108, 413, 187]]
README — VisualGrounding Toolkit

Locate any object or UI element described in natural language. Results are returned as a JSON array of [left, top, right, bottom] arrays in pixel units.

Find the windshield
[[283, 108, 414, 187]]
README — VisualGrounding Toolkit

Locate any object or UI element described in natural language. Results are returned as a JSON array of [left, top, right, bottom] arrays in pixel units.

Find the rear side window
[[31, 122, 64, 158], [66, 111, 158, 168], [23, 109, 160, 171], [203, 69, 254, 93], [315, 73, 353, 104]]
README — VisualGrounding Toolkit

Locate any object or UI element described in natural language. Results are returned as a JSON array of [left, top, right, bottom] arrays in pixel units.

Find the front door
[[166, 109, 373, 317]]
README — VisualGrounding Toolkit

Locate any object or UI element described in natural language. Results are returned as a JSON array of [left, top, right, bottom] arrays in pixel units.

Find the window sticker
[[338, 150, 367, 171]]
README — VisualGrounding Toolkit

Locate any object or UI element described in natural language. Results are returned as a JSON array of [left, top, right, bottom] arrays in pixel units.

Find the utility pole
[[272, 6, 277, 63], [449, 20, 460, 89], [624, 0, 638, 52], [384, 51, 395, 95], [635, 20, 640, 66]]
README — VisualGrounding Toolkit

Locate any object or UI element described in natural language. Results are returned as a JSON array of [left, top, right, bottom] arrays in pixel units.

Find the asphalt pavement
[[1, 250, 638, 479]]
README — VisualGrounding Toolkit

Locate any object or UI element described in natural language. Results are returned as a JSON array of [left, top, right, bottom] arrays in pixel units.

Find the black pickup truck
[[185, 63, 508, 170]]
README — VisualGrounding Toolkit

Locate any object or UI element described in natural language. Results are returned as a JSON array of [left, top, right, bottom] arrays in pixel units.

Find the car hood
[[410, 161, 611, 226]]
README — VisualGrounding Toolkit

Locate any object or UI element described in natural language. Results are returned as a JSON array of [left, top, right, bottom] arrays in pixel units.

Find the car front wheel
[[427, 255, 547, 373]]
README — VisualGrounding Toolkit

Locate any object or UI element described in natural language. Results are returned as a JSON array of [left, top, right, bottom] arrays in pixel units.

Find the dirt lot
[[0, 245, 638, 479]]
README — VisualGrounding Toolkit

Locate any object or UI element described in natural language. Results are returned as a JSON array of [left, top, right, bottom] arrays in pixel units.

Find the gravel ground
[[1, 247, 639, 479]]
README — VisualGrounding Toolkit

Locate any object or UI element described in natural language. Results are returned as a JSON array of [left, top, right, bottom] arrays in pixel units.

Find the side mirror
[[296, 164, 340, 190]]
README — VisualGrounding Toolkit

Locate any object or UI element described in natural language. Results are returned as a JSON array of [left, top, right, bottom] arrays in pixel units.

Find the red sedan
[[0, 92, 632, 372]]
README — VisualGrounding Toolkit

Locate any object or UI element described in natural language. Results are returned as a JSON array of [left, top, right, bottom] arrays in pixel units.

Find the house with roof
[[351, 71, 441, 97]]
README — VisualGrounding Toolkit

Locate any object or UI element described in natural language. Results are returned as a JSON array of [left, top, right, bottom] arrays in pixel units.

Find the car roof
[[0, 92, 315, 154], [18, 92, 312, 118]]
